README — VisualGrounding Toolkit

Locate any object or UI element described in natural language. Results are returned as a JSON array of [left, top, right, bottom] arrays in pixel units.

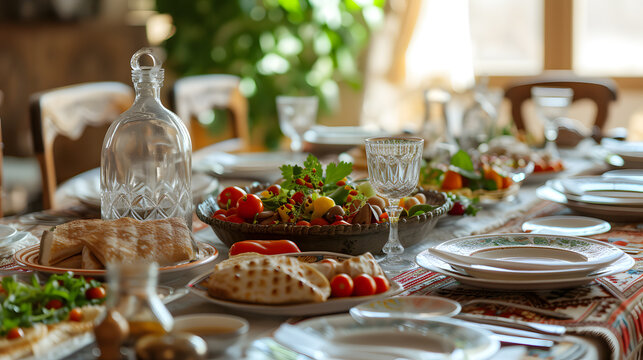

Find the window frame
[[487, 0, 643, 90]]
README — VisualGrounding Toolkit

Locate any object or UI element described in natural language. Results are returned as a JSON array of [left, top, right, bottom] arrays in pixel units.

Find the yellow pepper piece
[[311, 196, 335, 220]]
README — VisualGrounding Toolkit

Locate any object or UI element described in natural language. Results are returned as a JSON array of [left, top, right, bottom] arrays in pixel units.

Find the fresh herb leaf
[[324, 161, 352, 187], [450, 150, 474, 172]]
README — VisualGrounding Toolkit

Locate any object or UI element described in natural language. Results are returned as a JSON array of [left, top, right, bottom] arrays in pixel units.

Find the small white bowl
[[173, 313, 249, 356], [0, 225, 16, 241]]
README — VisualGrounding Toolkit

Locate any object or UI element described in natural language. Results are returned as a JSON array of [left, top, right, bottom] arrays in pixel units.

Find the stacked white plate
[[193, 151, 307, 182], [0, 224, 37, 258], [602, 138, 643, 169], [416, 233, 634, 290], [536, 175, 643, 222]]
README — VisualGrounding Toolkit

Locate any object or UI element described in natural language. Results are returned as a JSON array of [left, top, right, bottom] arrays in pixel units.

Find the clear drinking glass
[[101, 47, 192, 228], [276, 96, 318, 152], [531, 87, 574, 158], [365, 137, 424, 273]]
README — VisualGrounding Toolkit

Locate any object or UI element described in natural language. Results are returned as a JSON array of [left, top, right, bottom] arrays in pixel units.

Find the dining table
[[1, 144, 642, 360]]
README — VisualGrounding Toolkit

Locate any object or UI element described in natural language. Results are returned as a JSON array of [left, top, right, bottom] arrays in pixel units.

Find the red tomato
[[45, 299, 63, 309], [69, 308, 83, 322], [291, 191, 305, 204], [236, 194, 264, 221], [310, 218, 329, 226], [296, 220, 311, 226], [330, 274, 354, 297], [225, 207, 238, 216], [352, 274, 377, 296], [225, 215, 245, 223], [86, 286, 106, 300], [373, 275, 390, 294], [217, 186, 247, 209], [228, 240, 301, 256], [7, 328, 23, 340], [267, 184, 281, 196], [214, 214, 227, 221], [331, 220, 351, 225], [213, 209, 227, 216]]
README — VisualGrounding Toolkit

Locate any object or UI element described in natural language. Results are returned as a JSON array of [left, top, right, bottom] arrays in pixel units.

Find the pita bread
[[51, 254, 82, 269], [81, 247, 103, 270], [207, 254, 330, 304], [39, 229, 83, 266], [308, 253, 384, 279]]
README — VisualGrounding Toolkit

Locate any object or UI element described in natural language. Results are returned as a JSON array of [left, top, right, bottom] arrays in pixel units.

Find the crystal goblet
[[365, 137, 424, 273], [276, 96, 318, 152], [531, 87, 574, 158]]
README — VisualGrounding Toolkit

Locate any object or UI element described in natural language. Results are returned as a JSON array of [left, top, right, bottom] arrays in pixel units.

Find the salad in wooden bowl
[[196, 155, 452, 255]]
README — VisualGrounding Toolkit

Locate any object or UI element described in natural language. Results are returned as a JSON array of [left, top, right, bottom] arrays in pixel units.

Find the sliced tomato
[[69, 308, 83, 322], [86, 286, 106, 300], [330, 274, 354, 297], [228, 240, 301, 256], [225, 215, 245, 223], [236, 194, 264, 221], [7, 328, 23, 340], [373, 275, 390, 294], [217, 186, 247, 209], [352, 274, 377, 296], [310, 218, 329, 226], [45, 299, 63, 309]]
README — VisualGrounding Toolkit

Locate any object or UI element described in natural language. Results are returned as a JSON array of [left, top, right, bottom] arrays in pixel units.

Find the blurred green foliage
[[156, 0, 384, 148]]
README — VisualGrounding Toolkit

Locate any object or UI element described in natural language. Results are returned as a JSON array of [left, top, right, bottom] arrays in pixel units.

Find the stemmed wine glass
[[531, 87, 574, 158], [365, 137, 424, 273], [276, 96, 318, 152]]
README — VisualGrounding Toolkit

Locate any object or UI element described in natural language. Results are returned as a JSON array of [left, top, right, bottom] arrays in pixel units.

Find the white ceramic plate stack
[[0, 224, 38, 258], [192, 151, 307, 182], [602, 138, 643, 169], [536, 175, 643, 222], [416, 233, 634, 290]]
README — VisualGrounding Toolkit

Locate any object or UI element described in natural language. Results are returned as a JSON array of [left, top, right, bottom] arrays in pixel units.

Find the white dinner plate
[[349, 295, 461, 322], [303, 125, 390, 145], [287, 314, 499, 360], [60, 168, 219, 209], [187, 273, 403, 317], [602, 169, 643, 182], [193, 151, 307, 182], [601, 139, 643, 168], [537, 183, 643, 221], [522, 216, 611, 237], [416, 251, 634, 290], [559, 176, 643, 200]]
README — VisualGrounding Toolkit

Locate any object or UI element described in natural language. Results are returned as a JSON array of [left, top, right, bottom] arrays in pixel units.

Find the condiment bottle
[[95, 262, 173, 360], [101, 47, 192, 229]]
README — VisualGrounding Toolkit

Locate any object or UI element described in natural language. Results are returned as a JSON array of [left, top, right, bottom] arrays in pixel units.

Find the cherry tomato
[[310, 218, 329, 226], [373, 275, 390, 294], [330, 274, 354, 297], [296, 220, 311, 226], [225, 207, 238, 216], [45, 299, 63, 309], [214, 214, 227, 221], [7, 328, 23, 340], [331, 220, 351, 225], [225, 215, 245, 224], [228, 240, 301, 256], [86, 286, 106, 300], [213, 209, 227, 216], [352, 274, 377, 296], [217, 186, 247, 209], [267, 184, 281, 196], [69, 308, 83, 322], [236, 194, 264, 221], [291, 191, 306, 204]]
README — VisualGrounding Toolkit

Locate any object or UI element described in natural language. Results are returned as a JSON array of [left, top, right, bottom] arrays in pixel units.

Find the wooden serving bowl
[[196, 187, 452, 255]]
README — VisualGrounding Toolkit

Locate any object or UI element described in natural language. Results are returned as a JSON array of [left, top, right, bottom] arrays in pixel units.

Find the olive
[[324, 205, 345, 222]]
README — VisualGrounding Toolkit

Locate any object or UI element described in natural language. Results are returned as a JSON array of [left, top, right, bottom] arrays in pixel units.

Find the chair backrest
[[504, 73, 618, 135], [170, 74, 249, 152], [30, 82, 133, 209], [0, 90, 4, 217]]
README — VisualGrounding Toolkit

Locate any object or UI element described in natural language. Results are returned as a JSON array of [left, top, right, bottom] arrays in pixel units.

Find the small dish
[[522, 216, 611, 237], [173, 313, 249, 357], [0, 225, 17, 241], [349, 295, 461, 323]]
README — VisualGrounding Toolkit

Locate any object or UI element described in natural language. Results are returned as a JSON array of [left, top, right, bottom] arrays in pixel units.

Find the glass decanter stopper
[[95, 262, 174, 360], [101, 47, 192, 228]]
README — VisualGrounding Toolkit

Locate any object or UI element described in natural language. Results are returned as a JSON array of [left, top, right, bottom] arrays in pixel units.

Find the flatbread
[[81, 247, 103, 270], [207, 254, 331, 304]]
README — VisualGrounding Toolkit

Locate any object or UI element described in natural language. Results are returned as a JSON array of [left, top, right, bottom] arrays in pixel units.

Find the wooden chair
[[170, 74, 249, 152], [504, 72, 618, 139], [30, 82, 133, 209], [0, 90, 4, 217]]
